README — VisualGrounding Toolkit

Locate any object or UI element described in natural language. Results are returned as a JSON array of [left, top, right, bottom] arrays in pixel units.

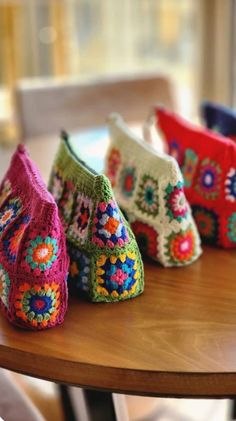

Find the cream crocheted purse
[[105, 113, 202, 267]]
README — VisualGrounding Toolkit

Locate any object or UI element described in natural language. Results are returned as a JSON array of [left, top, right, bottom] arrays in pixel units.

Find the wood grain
[[1, 247, 236, 397]]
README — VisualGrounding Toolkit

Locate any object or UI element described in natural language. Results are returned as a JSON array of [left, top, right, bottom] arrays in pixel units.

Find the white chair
[[0, 369, 46, 421], [14, 72, 178, 140]]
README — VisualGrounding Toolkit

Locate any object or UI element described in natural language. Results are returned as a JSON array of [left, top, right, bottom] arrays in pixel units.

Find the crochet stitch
[[156, 106, 236, 248], [0, 145, 69, 330], [48, 134, 144, 303], [105, 113, 201, 267]]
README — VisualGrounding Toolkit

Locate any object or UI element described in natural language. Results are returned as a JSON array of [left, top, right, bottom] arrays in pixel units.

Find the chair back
[[14, 73, 177, 140]]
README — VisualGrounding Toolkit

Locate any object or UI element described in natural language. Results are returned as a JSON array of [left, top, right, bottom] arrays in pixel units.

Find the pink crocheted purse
[[0, 145, 69, 330]]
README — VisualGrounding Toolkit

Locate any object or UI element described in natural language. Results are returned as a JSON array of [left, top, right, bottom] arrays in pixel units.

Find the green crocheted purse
[[48, 133, 144, 302]]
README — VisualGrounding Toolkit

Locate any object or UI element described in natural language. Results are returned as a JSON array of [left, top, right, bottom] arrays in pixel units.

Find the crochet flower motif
[[92, 200, 129, 248], [164, 182, 188, 222], [131, 220, 158, 258], [227, 213, 236, 243], [25, 236, 58, 271], [192, 206, 218, 243], [96, 251, 139, 299], [59, 180, 75, 226], [168, 139, 183, 165], [3, 215, 30, 263], [0, 198, 21, 235], [50, 166, 64, 203], [165, 227, 196, 265], [0, 264, 10, 308], [225, 168, 236, 202], [0, 179, 12, 207], [68, 247, 90, 292], [181, 148, 198, 188], [136, 175, 159, 216], [195, 158, 221, 199], [119, 166, 137, 198], [68, 194, 93, 243], [106, 148, 121, 187], [14, 283, 60, 329]]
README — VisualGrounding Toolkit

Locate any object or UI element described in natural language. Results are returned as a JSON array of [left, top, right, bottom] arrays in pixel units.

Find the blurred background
[[0, 0, 233, 144]]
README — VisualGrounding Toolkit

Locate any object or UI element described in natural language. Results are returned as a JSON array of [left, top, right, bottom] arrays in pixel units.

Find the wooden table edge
[[1, 345, 236, 398]]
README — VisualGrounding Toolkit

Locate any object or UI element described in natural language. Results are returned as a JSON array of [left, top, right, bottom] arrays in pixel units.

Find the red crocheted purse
[[155, 107, 236, 248]]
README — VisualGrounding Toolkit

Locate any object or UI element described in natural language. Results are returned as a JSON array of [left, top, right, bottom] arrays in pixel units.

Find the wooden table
[[1, 137, 236, 420], [1, 246, 236, 399]]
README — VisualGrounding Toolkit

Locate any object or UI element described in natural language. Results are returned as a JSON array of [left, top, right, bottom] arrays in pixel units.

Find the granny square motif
[[0, 145, 69, 330], [156, 106, 236, 248], [48, 134, 144, 302], [105, 113, 202, 267]]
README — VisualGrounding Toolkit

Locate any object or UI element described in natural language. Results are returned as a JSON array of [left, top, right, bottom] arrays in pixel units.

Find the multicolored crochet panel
[[48, 137, 144, 303], [156, 107, 236, 248], [105, 113, 201, 267], [0, 145, 69, 330]]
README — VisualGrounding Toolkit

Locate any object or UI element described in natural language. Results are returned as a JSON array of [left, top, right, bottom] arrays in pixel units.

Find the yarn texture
[[48, 135, 144, 302], [156, 107, 236, 248], [105, 113, 202, 267], [0, 145, 69, 330]]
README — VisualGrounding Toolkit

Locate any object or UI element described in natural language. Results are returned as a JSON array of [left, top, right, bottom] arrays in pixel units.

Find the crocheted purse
[[155, 106, 236, 248], [201, 100, 236, 140], [48, 134, 144, 302], [105, 113, 202, 267], [0, 145, 69, 330]]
